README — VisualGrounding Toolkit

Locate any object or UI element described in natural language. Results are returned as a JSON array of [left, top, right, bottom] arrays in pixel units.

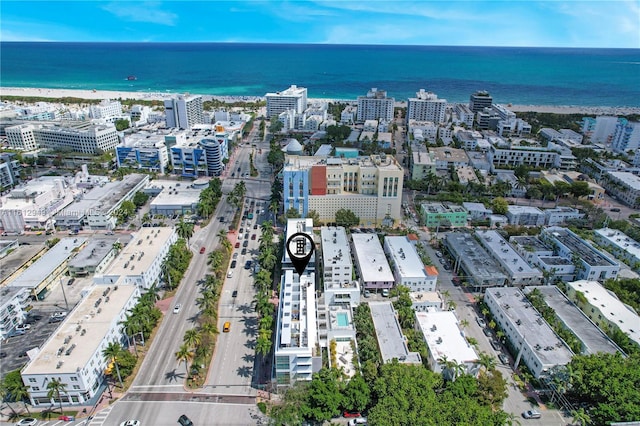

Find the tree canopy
[[335, 208, 359, 228]]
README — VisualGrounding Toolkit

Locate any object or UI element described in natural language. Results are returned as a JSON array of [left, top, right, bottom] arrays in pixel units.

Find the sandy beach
[[1, 86, 639, 115]]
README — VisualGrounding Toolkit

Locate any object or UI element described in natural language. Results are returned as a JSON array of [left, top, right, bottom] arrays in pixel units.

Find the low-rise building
[[67, 239, 119, 277], [0, 286, 31, 340], [383, 236, 435, 292], [594, 228, 640, 271], [21, 284, 140, 407], [116, 133, 169, 174], [415, 310, 479, 379], [410, 149, 436, 181], [524, 286, 621, 355], [485, 287, 573, 378], [351, 233, 394, 291], [566, 280, 640, 348], [475, 230, 543, 287], [430, 147, 469, 170], [420, 202, 468, 229], [542, 227, 619, 282], [283, 218, 315, 272], [320, 227, 359, 306], [274, 270, 321, 386], [544, 207, 584, 226], [370, 302, 421, 364], [506, 206, 546, 226], [601, 171, 640, 209], [409, 291, 444, 312], [463, 202, 493, 221], [93, 227, 177, 290], [444, 232, 507, 291], [509, 236, 575, 283], [147, 180, 201, 216]]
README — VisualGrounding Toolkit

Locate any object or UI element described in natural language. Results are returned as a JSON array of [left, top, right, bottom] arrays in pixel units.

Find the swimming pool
[[336, 312, 349, 327]]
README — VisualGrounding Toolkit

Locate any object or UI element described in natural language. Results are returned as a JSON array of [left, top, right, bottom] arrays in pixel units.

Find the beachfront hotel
[[407, 89, 447, 124], [283, 154, 404, 227], [266, 85, 308, 118], [5, 122, 119, 154], [357, 88, 394, 122], [164, 94, 205, 130]]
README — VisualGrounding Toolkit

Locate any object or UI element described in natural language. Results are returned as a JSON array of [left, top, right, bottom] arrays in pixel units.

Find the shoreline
[[1, 86, 639, 116]]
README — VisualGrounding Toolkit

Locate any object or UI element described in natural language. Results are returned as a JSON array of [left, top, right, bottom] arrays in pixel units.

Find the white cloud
[[102, 1, 178, 26]]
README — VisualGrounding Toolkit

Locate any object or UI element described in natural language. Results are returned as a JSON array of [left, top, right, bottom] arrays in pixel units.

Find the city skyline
[[1, 0, 638, 48]]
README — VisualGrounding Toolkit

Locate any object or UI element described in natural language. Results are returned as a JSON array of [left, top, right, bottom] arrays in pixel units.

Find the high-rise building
[[199, 127, 229, 177], [357, 88, 394, 122], [164, 95, 205, 129], [283, 154, 404, 227], [468, 90, 493, 113], [611, 119, 640, 153], [407, 89, 447, 124], [266, 85, 308, 118]]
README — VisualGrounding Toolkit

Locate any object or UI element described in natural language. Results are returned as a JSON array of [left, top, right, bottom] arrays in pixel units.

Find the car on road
[[253, 224, 258, 229], [227, 270, 234, 279], [58, 415, 74, 421], [610, 208, 621, 212], [120, 421, 141, 426], [173, 304, 182, 314], [223, 321, 231, 332], [243, 240, 249, 248], [343, 411, 362, 418], [232, 290, 238, 298], [230, 260, 237, 269], [0, 351, 7, 358], [16, 418, 38, 426], [199, 247, 206, 254], [476, 318, 487, 328], [178, 414, 194, 426], [522, 410, 542, 419], [498, 354, 509, 365], [67, 278, 75, 286], [251, 234, 257, 240]]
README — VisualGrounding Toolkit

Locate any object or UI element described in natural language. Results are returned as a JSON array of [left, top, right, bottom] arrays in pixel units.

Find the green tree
[[132, 191, 149, 208], [176, 219, 195, 243], [183, 328, 202, 349], [1, 370, 31, 415], [175, 343, 194, 378], [300, 369, 343, 422], [335, 208, 359, 228], [491, 197, 509, 215], [571, 407, 592, 426], [115, 118, 131, 131], [285, 207, 301, 218], [306, 209, 321, 224], [46, 378, 67, 414], [342, 374, 371, 413], [477, 352, 497, 373], [569, 181, 591, 200], [103, 341, 125, 388]]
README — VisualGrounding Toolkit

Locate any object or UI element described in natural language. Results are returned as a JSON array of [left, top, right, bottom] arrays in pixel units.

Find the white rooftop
[[277, 270, 317, 350], [507, 205, 545, 215], [8, 238, 87, 288], [608, 171, 640, 190], [320, 226, 352, 272], [351, 233, 394, 284], [369, 302, 421, 364], [476, 230, 541, 277], [283, 218, 314, 265], [101, 227, 174, 277], [22, 284, 138, 375], [595, 228, 640, 261], [567, 280, 640, 346], [384, 236, 428, 279], [415, 310, 478, 365]]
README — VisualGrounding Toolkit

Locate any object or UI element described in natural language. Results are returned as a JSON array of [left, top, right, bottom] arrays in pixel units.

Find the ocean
[[1, 42, 639, 107]]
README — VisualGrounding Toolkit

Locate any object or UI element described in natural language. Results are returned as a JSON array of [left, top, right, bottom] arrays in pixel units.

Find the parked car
[[476, 318, 487, 328], [522, 410, 542, 419], [241, 248, 247, 255], [15, 323, 31, 332], [16, 418, 38, 426], [498, 354, 509, 365], [232, 252, 239, 259], [343, 411, 362, 418], [178, 414, 194, 426], [490, 340, 502, 351], [251, 234, 257, 240], [67, 278, 75, 286], [363, 290, 371, 298], [348, 419, 368, 426], [483, 328, 492, 337], [381, 289, 390, 297], [235, 242, 240, 248]]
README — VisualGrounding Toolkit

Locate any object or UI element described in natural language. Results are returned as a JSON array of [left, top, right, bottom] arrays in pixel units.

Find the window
[[29, 378, 36, 383], [73, 385, 80, 390], [70, 377, 78, 382]]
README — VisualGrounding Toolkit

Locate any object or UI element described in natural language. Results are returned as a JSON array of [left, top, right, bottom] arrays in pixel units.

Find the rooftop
[[283, 218, 315, 266], [445, 232, 506, 283], [67, 239, 116, 270], [462, 202, 492, 214], [277, 270, 317, 350], [507, 205, 545, 215], [369, 302, 421, 364], [608, 171, 640, 190], [60, 174, 148, 216], [320, 226, 353, 277], [415, 310, 478, 365], [430, 147, 469, 163], [485, 287, 574, 366], [524, 286, 620, 355], [351, 234, 394, 284], [509, 236, 552, 253], [384, 236, 427, 279], [8, 238, 87, 289], [149, 184, 201, 208], [21, 284, 139, 375], [595, 228, 640, 261], [421, 202, 466, 214], [476, 230, 541, 277], [545, 227, 618, 267], [101, 227, 175, 277], [567, 280, 640, 346]]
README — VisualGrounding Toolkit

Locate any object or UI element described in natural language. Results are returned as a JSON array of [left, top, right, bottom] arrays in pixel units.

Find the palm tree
[[459, 319, 470, 329], [46, 378, 67, 414], [504, 412, 522, 426], [103, 342, 124, 388], [175, 343, 194, 378], [183, 328, 202, 349], [197, 202, 214, 218], [176, 219, 194, 243], [0, 385, 19, 417], [9, 380, 32, 415], [207, 251, 224, 271], [570, 408, 592, 426], [201, 322, 218, 336], [258, 248, 277, 271], [196, 291, 217, 315], [477, 352, 497, 373], [216, 229, 228, 245], [112, 241, 123, 252]]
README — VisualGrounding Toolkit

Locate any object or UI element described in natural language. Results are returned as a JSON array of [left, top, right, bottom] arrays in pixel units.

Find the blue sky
[[1, 1, 639, 47]]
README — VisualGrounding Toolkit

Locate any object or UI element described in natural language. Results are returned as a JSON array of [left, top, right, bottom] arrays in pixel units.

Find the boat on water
[[126, 75, 137, 81]]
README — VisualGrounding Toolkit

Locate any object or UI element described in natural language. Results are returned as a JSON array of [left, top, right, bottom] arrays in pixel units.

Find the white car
[[476, 317, 487, 328], [173, 304, 182, 314], [16, 418, 38, 426], [15, 323, 31, 332], [120, 421, 141, 426], [381, 289, 390, 297]]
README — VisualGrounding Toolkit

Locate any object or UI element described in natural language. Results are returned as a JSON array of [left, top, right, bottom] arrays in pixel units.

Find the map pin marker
[[286, 232, 315, 276]]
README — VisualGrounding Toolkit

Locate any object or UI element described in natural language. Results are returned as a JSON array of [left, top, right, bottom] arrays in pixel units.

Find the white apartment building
[[488, 143, 576, 172], [164, 95, 205, 129], [21, 284, 140, 407], [89, 99, 123, 121], [594, 228, 640, 271], [274, 270, 320, 386], [129, 105, 152, 126], [408, 120, 438, 143], [485, 287, 573, 378], [320, 226, 360, 306], [116, 133, 169, 174], [611, 119, 640, 153], [602, 171, 640, 209], [340, 105, 357, 124], [475, 230, 543, 287], [357, 88, 394, 122], [544, 207, 584, 226], [407, 89, 447, 124], [410, 149, 436, 181], [541, 227, 619, 282], [283, 155, 404, 227], [266, 85, 308, 118], [0, 286, 32, 340], [67, 239, 120, 277], [510, 236, 575, 283], [94, 227, 177, 290], [566, 280, 640, 348], [370, 302, 422, 364], [384, 236, 435, 292], [0, 177, 74, 233], [506, 206, 546, 226], [351, 233, 394, 291], [283, 218, 315, 271], [454, 104, 475, 127], [6, 122, 119, 154], [415, 311, 479, 379]]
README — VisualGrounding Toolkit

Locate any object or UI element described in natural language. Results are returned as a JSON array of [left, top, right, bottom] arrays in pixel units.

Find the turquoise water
[[337, 312, 349, 327], [1, 42, 639, 106]]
